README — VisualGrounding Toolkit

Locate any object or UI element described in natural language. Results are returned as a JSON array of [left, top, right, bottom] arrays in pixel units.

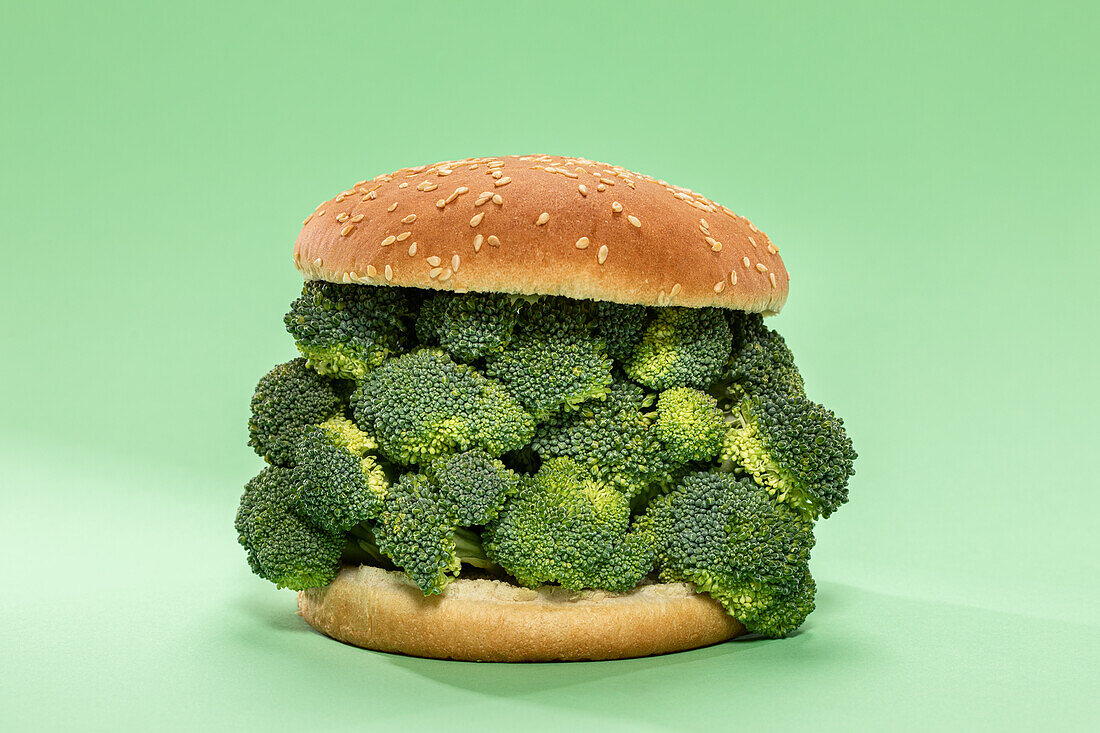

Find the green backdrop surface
[[2, 1, 1097, 730]]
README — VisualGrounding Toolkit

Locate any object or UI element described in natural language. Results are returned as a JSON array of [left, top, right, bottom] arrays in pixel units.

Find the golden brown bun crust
[[294, 155, 788, 312], [298, 565, 745, 662]]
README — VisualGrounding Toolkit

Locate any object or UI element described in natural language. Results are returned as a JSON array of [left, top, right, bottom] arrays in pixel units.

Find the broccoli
[[373, 472, 462, 595], [285, 281, 410, 379], [626, 307, 732, 390], [235, 466, 345, 590], [425, 450, 519, 526], [532, 380, 670, 498], [484, 298, 612, 419], [654, 387, 727, 465], [416, 291, 521, 361], [722, 392, 856, 520], [248, 358, 344, 466], [291, 417, 389, 533], [638, 471, 815, 637], [725, 312, 805, 399], [484, 458, 654, 592], [353, 348, 535, 466], [594, 301, 651, 364]]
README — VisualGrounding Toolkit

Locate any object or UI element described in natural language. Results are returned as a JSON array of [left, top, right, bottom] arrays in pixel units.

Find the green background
[[3, 1, 1097, 729]]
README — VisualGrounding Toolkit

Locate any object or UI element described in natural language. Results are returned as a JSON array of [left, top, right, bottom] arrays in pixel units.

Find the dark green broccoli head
[[484, 458, 655, 592], [248, 358, 344, 466], [626, 307, 732, 390], [726, 312, 805, 399], [285, 281, 410, 379], [415, 291, 521, 362], [722, 393, 856, 519], [291, 417, 388, 533], [654, 387, 727, 465], [425, 450, 519, 526], [235, 466, 345, 590], [353, 348, 535, 466], [638, 471, 815, 637], [532, 380, 671, 498], [594, 301, 651, 364], [373, 472, 460, 595], [484, 298, 612, 420]]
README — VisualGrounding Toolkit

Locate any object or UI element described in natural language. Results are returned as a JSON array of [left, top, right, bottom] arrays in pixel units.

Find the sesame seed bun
[[294, 155, 788, 312], [298, 565, 745, 662]]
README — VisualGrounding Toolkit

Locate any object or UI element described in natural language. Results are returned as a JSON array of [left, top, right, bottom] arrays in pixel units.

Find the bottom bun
[[298, 565, 745, 661]]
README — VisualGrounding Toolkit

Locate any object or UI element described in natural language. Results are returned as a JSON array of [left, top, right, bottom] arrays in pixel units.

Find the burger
[[236, 154, 856, 661]]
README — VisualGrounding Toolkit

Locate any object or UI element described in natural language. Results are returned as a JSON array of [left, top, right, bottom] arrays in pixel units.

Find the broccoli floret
[[626, 307, 732, 390], [484, 458, 654, 591], [285, 281, 410, 379], [725, 312, 805, 399], [291, 417, 389, 533], [484, 298, 612, 419], [373, 472, 461, 595], [532, 381, 670, 498], [722, 393, 856, 519], [353, 348, 535, 466], [425, 450, 519, 526], [638, 471, 815, 637], [654, 387, 727, 465], [235, 466, 345, 590], [416, 291, 521, 361], [248, 358, 344, 466], [594, 301, 651, 364]]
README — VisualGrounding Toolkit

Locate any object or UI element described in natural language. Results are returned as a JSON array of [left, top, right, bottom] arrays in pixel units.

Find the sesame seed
[[384, 265, 393, 281], [575, 236, 590, 249], [705, 236, 720, 248], [767, 243, 778, 254], [699, 224, 710, 234], [417, 182, 438, 191], [366, 265, 378, 277], [408, 242, 418, 256], [313, 257, 323, 266], [302, 216, 311, 226], [714, 281, 725, 293], [487, 161, 504, 169], [427, 256, 441, 267], [381, 235, 396, 246], [473, 234, 484, 252], [599, 178, 615, 186], [439, 268, 452, 282], [748, 236, 757, 248], [491, 170, 503, 179], [743, 257, 751, 268], [351, 214, 365, 223], [475, 194, 491, 207], [536, 212, 550, 226], [398, 182, 408, 189], [756, 263, 768, 273], [627, 215, 641, 228], [388, 203, 398, 212], [494, 177, 511, 187], [597, 245, 608, 264], [597, 183, 607, 192], [451, 254, 460, 271], [700, 218, 710, 229], [340, 224, 355, 236], [769, 272, 777, 288], [487, 235, 500, 247], [366, 191, 377, 200], [396, 231, 411, 241], [438, 168, 453, 176], [316, 210, 325, 217], [402, 214, 416, 223], [429, 267, 443, 279], [670, 283, 682, 297], [336, 213, 349, 223], [578, 184, 588, 196], [470, 212, 484, 227], [335, 194, 345, 203], [611, 201, 623, 213], [492, 194, 503, 205], [436, 199, 446, 209], [456, 186, 469, 195], [730, 271, 737, 285]]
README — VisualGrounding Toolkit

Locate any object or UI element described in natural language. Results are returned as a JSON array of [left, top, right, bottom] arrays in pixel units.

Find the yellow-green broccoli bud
[[626, 307, 732, 390], [291, 417, 389, 533], [654, 387, 727, 464]]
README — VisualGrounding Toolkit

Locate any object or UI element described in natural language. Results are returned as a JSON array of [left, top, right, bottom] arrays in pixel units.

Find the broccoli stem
[[347, 523, 504, 575]]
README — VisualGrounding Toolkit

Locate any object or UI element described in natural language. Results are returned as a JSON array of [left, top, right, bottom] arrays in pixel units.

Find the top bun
[[294, 155, 788, 312]]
